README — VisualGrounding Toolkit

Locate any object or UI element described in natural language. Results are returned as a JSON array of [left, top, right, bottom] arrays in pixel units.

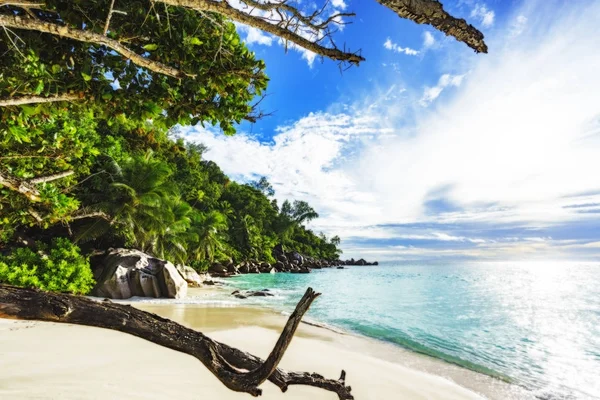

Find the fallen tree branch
[[0, 285, 353, 399], [375, 0, 487, 53], [0, 14, 189, 78], [0, 93, 80, 107]]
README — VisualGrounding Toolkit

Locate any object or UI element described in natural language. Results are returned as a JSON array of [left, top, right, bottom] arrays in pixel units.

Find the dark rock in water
[[274, 261, 285, 272], [92, 248, 187, 299], [337, 266, 344, 269], [238, 262, 250, 274], [204, 280, 216, 286], [227, 263, 239, 274], [373, 261, 379, 266], [250, 290, 273, 297], [286, 251, 304, 265], [232, 289, 273, 298], [249, 265, 260, 274]]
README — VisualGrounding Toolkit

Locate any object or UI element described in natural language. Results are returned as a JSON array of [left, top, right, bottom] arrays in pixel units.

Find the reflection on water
[[225, 261, 600, 400]]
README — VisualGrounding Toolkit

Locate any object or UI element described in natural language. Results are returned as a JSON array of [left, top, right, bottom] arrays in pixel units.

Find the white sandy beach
[[0, 297, 529, 400]]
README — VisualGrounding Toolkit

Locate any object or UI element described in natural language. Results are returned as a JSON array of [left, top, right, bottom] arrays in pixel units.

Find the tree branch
[[0, 93, 81, 107], [0, 170, 41, 202], [0, 0, 44, 7], [156, 0, 365, 65], [0, 170, 73, 202], [69, 210, 111, 221], [103, 0, 117, 35], [0, 14, 190, 78], [0, 285, 353, 399], [29, 170, 74, 184], [375, 0, 487, 53]]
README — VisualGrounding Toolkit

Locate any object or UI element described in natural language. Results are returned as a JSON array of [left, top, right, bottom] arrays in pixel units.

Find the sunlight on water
[[222, 262, 600, 399]]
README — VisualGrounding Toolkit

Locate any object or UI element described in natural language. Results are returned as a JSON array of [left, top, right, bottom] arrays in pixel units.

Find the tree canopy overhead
[[0, 0, 487, 109]]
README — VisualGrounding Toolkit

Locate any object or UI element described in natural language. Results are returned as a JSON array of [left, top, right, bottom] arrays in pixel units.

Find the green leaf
[[143, 44, 158, 51], [81, 72, 92, 82], [34, 80, 44, 94], [21, 104, 41, 116], [189, 37, 203, 46]]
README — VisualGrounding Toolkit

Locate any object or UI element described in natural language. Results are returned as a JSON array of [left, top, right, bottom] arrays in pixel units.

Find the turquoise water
[[227, 262, 600, 400]]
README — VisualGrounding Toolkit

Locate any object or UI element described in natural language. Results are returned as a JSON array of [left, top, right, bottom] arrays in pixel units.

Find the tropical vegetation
[[0, 1, 485, 293]]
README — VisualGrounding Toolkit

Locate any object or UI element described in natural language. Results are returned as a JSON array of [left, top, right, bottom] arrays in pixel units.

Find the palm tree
[[108, 151, 179, 251], [150, 199, 193, 264], [188, 210, 227, 263]]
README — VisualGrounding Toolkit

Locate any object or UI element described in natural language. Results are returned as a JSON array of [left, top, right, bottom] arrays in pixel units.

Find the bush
[[0, 238, 95, 294]]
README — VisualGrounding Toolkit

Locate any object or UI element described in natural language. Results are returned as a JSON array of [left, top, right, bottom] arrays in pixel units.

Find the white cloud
[[383, 38, 420, 56], [423, 31, 436, 48], [184, 113, 393, 226], [510, 15, 528, 37], [184, 1, 600, 259], [356, 1, 600, 228], [236, 24, 273, 46], [331, 0, 347, 10], [471, 3, 495, 27], [419, 73, 465, 106]]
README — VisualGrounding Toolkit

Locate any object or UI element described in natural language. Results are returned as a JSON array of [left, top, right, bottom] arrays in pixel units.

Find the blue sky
[[183, 0, 600, 261]]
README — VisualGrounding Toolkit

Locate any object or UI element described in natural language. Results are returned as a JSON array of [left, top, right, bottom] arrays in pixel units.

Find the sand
[[0, 296, 530, 400]]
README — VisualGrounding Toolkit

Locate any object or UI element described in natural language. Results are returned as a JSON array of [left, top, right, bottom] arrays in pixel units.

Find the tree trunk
[[0, 93, 81, 107], [0, 15, 188, 79], [375, 0, 487, 53], [0, 285, 353, 399]]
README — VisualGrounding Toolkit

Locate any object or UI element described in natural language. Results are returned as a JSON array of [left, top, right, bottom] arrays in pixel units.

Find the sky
[[182, 0, 600, 261]]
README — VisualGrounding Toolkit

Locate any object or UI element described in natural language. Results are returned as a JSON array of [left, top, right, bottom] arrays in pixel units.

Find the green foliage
[[0, 238, 95, 294], [0, 1, 268, 131], [0, 2, 341, 266]]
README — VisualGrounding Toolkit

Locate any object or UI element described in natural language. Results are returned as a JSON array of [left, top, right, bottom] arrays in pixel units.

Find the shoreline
[[0, 287, 533, 400], [133, 288, 533, 400]]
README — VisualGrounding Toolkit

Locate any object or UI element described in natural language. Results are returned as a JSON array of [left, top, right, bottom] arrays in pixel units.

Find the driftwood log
[[0, 284, 353, 399]]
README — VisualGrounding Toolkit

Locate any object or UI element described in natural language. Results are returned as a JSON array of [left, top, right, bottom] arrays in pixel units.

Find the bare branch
[[70, 211, 111, 221], [103, 0, 116, 35], [0, 170, 73, 202], [0, 93, 81, 107], [0, 14, 191, 78], [0, 170, 41, 202], [156, 0, 365, 65], [29, 170, 74, 184], [375, 0, 487, 53]]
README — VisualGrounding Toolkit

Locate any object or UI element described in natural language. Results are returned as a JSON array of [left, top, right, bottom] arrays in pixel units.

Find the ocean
[[222, 262, 600, 400]]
